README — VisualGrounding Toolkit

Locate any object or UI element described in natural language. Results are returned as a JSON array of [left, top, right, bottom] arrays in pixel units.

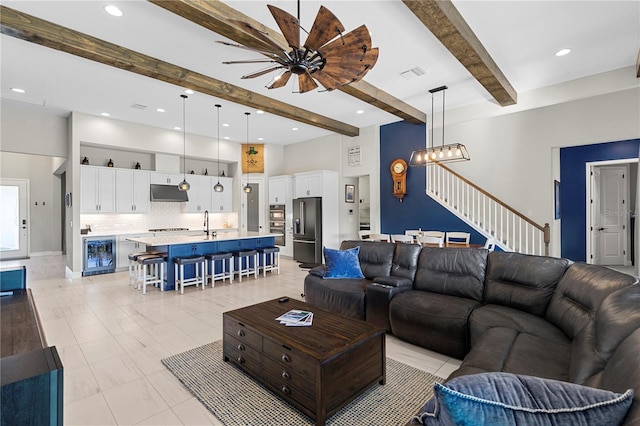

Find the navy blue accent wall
[[379, 121, 485, 244], [560, 139, 640, 261]]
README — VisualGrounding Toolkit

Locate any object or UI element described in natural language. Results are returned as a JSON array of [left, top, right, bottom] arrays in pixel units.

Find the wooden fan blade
[[241, 65, 285, 79], [318, 25, 372, 56], [311, 70, 344, 91], [215, 41, 287, 62], [229, 19, 287, 53], [267, 71, 292, 89], [298, 73, 319, 93], [268, 5, 300, 49], [304, 6, 345, 51], [320, 47, 379, 84]]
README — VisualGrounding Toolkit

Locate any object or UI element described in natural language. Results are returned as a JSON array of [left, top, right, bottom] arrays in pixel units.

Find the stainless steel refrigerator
[[293, 197, 322, 264]]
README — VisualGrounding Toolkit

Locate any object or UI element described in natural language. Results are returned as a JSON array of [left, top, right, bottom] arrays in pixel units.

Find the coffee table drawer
[[261, 354, 314, 397], [263, 337, 314, 378], [223, 315, 262, 350], [224, 334, 262, 363], [224, 338, 263, 373]]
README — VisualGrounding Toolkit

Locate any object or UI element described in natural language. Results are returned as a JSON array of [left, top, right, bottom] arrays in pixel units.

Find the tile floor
[[4, 255, 461, 425]]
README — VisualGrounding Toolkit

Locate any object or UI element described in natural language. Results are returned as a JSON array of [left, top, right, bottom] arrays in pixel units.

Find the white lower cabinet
[[116, 234, 150, 271]]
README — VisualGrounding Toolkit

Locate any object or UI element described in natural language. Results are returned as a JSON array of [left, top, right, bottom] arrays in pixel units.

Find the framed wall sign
[[345, 184, 355, 203], [241, 143, 264, 173]]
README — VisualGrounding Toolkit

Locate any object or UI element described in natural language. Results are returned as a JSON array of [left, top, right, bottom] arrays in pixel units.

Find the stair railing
[[427, 163, 550, 255]]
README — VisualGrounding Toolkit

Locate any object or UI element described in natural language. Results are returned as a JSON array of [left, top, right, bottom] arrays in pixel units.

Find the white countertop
[[82, 228, 238, 237], [126, 231, 281, 246]]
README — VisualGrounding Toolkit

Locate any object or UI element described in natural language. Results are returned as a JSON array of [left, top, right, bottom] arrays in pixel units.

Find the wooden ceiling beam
[[403, 0, 518, 106], [149, 0, 426, 124], [0, 5, 359, 137]]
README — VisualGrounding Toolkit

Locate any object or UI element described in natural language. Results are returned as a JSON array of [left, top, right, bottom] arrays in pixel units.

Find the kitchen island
[[127, 232, 280, 291]]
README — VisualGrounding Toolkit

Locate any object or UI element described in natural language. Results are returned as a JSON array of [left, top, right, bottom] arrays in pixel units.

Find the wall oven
[[82, 236, 116, 276], [269, 204, 285, 246]]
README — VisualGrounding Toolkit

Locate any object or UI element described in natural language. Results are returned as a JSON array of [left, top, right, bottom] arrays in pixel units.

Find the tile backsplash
[[81, 202, 238, 234]]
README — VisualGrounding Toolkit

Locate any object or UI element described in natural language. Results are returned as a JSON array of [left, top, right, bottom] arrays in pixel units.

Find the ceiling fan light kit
[[410, 85, 470, 167], [219, 2, 378, 93]]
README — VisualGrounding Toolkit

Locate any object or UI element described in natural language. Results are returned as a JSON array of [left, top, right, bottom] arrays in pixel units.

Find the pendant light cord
[[181, 94, 187, 178], [245, 112, 251, 189], [216, 104, 221, 181], [441, 89, 445, 149]]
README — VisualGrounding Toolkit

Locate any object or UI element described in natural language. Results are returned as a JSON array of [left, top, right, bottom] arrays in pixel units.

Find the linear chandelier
[[409, 85, 470, 166]]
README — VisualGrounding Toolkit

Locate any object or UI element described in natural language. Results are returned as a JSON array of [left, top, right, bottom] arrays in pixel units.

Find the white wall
[[0, 100, 68, 157], [0, 152, 65, 254]]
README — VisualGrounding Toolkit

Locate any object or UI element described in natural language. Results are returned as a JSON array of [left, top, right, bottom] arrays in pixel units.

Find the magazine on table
[[276, 309, 314, 326]]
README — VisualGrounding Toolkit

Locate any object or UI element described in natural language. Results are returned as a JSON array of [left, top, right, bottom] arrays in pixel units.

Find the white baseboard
[[65, 266, 82, 279]]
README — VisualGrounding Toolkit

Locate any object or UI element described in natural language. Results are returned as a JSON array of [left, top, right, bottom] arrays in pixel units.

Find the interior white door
[[0, 178, 29, 259], [596, 166, 627, 265], [590, 168, 601, 264]]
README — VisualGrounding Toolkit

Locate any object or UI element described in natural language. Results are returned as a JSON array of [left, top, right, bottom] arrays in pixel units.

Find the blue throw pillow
[[323, 246, 364, 279], [412, 372, 633, 426]]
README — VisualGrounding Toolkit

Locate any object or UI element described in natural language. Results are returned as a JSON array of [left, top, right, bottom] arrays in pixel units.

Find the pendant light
[[243, 112, 253, 194], [409, 85, 470, 166], [213, 104, 224, 193], [177, 94, 191, 191]]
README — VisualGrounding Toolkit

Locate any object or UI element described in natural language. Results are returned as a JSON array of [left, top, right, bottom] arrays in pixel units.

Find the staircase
[[427, 163, 550, 255]]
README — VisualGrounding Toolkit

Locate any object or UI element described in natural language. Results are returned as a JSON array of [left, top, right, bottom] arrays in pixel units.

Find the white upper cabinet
[[150, 172, 184, 185], [294, 171, 327, 198], [184, 175, 213, 213], [212, 177, 234, 212], [81, 165, 116, 213], [116, 169, 150, 213], [269, 175, 293, 204]]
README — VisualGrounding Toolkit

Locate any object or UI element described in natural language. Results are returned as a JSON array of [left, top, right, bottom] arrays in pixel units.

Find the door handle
[[599, 227, 606, 231]]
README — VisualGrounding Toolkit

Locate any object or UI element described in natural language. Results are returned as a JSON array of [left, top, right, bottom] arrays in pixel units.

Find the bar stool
[[173, 255, 206, 294], [128, 252, 147, 286], [136, 254, 165, 295], [258, 246, 280, 277], [233, 249, 258, 282], [205, 252, 234, 287]]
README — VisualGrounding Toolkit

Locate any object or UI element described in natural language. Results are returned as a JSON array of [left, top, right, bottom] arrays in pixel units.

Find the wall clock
[[390, 158, 407, 202]]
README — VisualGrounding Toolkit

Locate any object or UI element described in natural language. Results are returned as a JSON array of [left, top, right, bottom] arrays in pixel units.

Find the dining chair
[[418, 235, 445, 247], [369, 233, 390, 242], [391, 234, 414, 244], [358, 230, 371, 240], [446, 232, 471, 245], [404, 230, 423, 237], [484, 237, 496, 252], [424, 231, 445, 238]]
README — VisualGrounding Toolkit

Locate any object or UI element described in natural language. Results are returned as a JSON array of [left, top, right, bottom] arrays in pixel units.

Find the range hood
[[150, 184, 189, 202]]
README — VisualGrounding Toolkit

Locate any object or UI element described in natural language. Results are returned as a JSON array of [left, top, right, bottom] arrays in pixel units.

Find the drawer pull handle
[[237, 330, 245, 337], [237, 344, 245, 351], [281, 371, 290, 380], [281, 386, 291, 395], [237, 356, 245, 364], [281, 354, 291, 363]]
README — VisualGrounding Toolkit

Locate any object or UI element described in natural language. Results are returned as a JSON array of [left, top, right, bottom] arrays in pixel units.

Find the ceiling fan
[[217, 3, 379, 93]]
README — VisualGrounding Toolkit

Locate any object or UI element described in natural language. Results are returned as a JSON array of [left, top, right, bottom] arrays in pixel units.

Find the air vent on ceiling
[[130, 103, 148, 110], [400, 67, 426, 80]]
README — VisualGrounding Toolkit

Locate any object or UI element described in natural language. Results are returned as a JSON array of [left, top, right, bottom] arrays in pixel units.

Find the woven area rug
[[162, 340, 440, 426]]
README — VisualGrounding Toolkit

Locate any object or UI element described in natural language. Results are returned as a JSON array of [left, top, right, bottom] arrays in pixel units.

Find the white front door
[[596, 166, 627, 265], [0, 178, 30, 260]]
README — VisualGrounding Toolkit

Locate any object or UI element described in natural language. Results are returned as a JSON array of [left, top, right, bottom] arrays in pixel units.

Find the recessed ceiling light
[[101, 112, 110, 117], [104, 5, 123, 17], [223, 136, 230, 140], [156, 108, 165, 113], [258, 137, 264, 141], [555, 48, 571, 57], [292, 127, 298, 131], [10, 87, 25, 93], [222, 123, 230, 127], [356, 110, 364, 114], [184, 89, 194, 95], [256, 110, 265, 114], [174, 126, 181, 131]]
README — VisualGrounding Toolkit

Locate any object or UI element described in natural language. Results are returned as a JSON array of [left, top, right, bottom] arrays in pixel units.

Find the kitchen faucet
[[204, 210, 209, 237]]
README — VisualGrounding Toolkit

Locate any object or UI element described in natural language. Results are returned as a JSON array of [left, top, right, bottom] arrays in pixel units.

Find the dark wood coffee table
[[223, 298, 386, 425]]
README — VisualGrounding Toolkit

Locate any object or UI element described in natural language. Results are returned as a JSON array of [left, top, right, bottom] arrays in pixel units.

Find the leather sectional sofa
[[303, 240, 640, 425]]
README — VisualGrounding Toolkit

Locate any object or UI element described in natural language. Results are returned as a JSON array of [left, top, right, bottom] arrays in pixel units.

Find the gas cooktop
[[148, 228, 189, 232]]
